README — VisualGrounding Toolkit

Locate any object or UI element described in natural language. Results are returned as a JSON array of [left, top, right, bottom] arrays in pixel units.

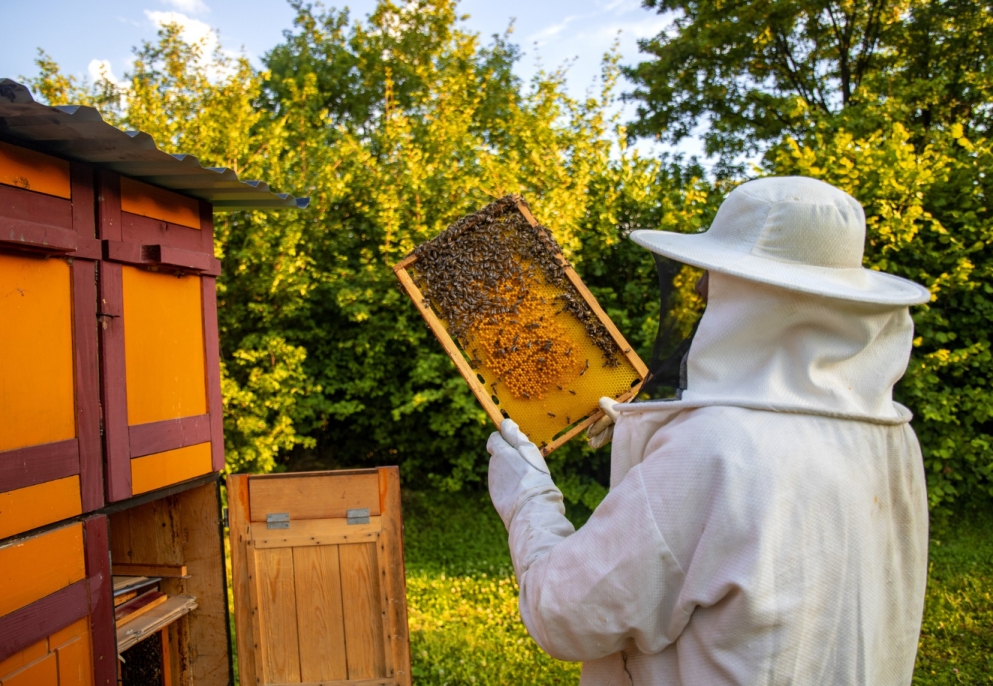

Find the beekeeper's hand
[[487, 419, 555, 530], [586, 396, 621, 449]]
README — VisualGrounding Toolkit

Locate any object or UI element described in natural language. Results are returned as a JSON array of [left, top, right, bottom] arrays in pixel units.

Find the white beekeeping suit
[[487, 177, 932, 685]]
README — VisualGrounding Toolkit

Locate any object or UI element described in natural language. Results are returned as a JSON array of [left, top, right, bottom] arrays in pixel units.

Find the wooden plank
[[0, 183, 74, 253], [83, 515, 116, 686], [269, 680, 393, 686], [130, 442, 213, 495], [253, 546, 302, 684], [0, 523, 86, 617], [159, 627, 173, 686], [251, 517, 382, 549], [379, 468, 411, 686], [49, 616, 88, 649], [170, 481, 230, 686], [0, 216, 78, 254], [116, 592, 168, 625], [0, 140, 71, 198], [101, 241, 221, 275], [0, 636, 47, 679], [70, 162, 95, 238], [294, 545, 349, 682], [249, 472, 382, 522], [339, 542, 386, 680], [94, 169, 122, 242], [0, 476, 82, 541], [56, 628, 95, 686], [120, 177, 201, 230], [201, 276, 226, 472], [112, 563, 188, 578], [98, 260, 131, 501], [0, 581, 88, 663], [128, 414, 212, 459], [226, 475, 258, 686], [198, 199, 215, 259], [115, 594, 197, 653], [122, 213, 206, 254], [72, 258, 104, 513], [122, 266, 207, 426], [393, 264, 505, 427], [0, 439, 79, 494], [0, 253, 76, 453], [2, 650, 57, 686]]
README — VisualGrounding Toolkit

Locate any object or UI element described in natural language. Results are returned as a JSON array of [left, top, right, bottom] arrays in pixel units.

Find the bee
[[557, 385, 563, 391], [569, 389, 576, 395], [547, 412, 556, 418]]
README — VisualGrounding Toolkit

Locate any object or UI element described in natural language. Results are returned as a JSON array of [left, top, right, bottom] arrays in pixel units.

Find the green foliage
[[914, 508, 993, 683]]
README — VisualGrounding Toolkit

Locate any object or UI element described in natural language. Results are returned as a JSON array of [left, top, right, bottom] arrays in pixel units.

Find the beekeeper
[[487, 177, 931, 685]]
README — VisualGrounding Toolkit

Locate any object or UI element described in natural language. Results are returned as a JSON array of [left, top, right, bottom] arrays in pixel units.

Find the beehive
[[394, 196, 647, 454]]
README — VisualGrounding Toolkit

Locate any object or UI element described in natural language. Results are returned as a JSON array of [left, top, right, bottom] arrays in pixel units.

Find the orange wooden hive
[[394, 195, 647, 454], [0, 79, 414, 686]]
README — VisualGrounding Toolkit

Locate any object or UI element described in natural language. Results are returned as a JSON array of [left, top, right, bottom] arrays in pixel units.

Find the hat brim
[[630, 230, 931, 306]]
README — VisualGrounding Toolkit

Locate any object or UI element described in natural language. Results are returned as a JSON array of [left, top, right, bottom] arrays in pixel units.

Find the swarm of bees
[[410, 195, 621, 403]]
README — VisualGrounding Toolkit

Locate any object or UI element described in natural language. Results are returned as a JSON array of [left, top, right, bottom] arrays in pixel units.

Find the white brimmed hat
[[630, 176, 930, 306]]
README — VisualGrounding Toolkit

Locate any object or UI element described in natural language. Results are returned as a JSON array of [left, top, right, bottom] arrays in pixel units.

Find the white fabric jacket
[[507, 272, 929, 685]]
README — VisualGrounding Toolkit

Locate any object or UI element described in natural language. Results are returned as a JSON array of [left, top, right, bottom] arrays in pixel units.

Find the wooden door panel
[[293, 546, 348, 682], [229, 468, 411, 686]]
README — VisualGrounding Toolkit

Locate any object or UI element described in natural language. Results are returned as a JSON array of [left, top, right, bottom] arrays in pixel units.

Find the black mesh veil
[[638, 253, 702, 400]]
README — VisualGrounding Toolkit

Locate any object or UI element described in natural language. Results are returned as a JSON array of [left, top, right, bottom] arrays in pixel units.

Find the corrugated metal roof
[[0, 78, 308, 211]]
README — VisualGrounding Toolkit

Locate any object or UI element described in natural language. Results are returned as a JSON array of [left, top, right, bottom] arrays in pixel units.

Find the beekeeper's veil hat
[[631, 176, 931, 306]]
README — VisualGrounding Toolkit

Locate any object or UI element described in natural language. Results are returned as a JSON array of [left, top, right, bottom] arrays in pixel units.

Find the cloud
[[88, 59, 121, 86], [161, 0, 210, 14], [145, 10, 216, 47]]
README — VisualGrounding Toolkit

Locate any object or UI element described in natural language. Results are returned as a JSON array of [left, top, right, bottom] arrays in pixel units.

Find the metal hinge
[[347, 508, 370, 525], [266, 513, 290, 530], [222, 507, 229, 528]]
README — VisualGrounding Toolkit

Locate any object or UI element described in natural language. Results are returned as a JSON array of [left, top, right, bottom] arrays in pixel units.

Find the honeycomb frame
[[394, 197, 647, 456]]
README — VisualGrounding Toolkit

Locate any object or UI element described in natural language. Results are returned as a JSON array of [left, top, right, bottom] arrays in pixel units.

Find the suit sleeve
[[509, 464, 688, 661]]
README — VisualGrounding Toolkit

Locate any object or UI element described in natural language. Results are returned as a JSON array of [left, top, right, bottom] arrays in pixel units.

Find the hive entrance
[[395, 196, 646, 453]]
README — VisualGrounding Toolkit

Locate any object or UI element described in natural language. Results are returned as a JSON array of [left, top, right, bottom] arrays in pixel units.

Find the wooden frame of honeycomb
[[394, 196, 647, 455]]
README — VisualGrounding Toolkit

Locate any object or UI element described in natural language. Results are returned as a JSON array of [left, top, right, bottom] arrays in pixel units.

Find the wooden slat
[[83, 515, 116, 686], [0, 523, 86, 617], [0, 439, 79, 494], [122, 213, 207, 254], [130, 442, 213, 495], [72, 258, 105, 512], [112, 563, 188, 578], [98, 260, 131, 501], [227, 475, 258, 686], [294, 545, 349, 682], [0, 581, 88, 663], [379, 468, 411, 686], [0, 184, 74, 254], [340, 542, 387, 680], [120, 177, 201, 230], [251, 517, 382, 550], [115, 594, 197, 653], [201, 276, 226, 472], [128, 414, 212, 459], [0, 140, 71, 198], [116, 592, 168, 625], [254, 546, 302, 683], [0, 475, 82, 541], [2, 650, 58, 686], [249, 472, 382, 522], [0, 635, 47, 679], [55, 622, 94, 686]]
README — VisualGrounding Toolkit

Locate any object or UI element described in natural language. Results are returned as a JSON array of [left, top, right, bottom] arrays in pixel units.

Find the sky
[[1, 0, 704, 159]]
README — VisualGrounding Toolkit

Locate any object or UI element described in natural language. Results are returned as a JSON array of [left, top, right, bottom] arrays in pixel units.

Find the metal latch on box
[[266, 513, 290, 530], [347, 508, 371, 525]]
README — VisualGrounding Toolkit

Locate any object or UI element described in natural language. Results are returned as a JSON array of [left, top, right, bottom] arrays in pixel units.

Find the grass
[[225, 490, 992, 685]]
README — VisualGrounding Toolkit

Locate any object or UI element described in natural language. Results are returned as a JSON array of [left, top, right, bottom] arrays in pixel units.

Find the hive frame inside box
[[394, 198, 647, 455]]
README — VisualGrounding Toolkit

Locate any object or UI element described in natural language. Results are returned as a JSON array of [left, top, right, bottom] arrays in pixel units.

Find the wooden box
[[0, 141, 103, 539], [95, 171, 225, 502]]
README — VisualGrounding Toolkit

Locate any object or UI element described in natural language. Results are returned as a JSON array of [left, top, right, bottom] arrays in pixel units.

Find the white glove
[[586, 396, 621, 449], [487, 419, 555, 530]]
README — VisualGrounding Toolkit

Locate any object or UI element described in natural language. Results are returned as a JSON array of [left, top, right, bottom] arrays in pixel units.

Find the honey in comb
[[403, 195, 643, 449]]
